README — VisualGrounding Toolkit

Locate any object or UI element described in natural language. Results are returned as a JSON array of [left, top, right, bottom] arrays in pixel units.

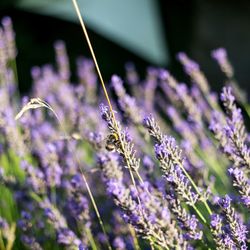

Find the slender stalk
[[71, 0, 147, 217], [135, 170, 144, 184], [128, 225, 140, 250], [191, 205, 206, 224], [150, 241, 155, 250], [195, 148, 228, 188], [71, 0, 134, 179], [134, 169, 152, 197], [11, 59, 19, 87], [0, 230, 5, 250], [243, 103, 250, 118], [80, 172, 112, 250], [29, 191, 43, 203], [85, 227, 98, 250], [70, 2, 162, 247], [176, 159, 212, 216], [6, 223, 15, 250], [71, 0, 115, 123]]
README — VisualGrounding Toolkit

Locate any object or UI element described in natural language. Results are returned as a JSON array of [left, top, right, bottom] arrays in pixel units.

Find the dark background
[[0, 0, 250, 96]]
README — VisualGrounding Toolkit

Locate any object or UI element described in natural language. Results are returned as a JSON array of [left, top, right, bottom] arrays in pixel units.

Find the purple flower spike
[[219, 195, 248, 249], [211, 47, 234, 78], [54, 40, 70, 81], [211, 48, 227, 64], [177, 52, 200, 74], [221, 87, 250, 170], [228, 168, 250, 209], [111, 75, 126, 97]]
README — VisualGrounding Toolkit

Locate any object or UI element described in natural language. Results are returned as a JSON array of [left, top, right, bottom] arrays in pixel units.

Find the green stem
[[129, 225, 140, 250], [85, 227, 98, 250], [150, 240, 155, 250], [30, 191, 43, 203], [177, 160, 212, 216], [0, 230, 5, 250], [243, 103, 250, 118], [80, 173, 112, 250], [195, 148, 228, 188], [192, 205, 206, 224], [6, 223, 15, 250], [51, 186, 57, 205]]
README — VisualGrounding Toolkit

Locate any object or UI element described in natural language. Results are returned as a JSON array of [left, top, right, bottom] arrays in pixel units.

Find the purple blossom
[[166, 194, 202, 240], [125, 62, 139, 85], [106, 178, 185, 248], [111, 75, 126, 97], [211, 48, 234, 78], [221, 87, 249, 169], [144, 67, 158, 111], [142, 155, 155, 173], [111, 75, 144, 125], [219, 195, 248, 249], [113, 236, 126, 250], [177, 52, 200, 74], [219, 195, 232, 209], [2, 16, 16, 59], [228, 168, 250, 208], [57, 228, 81, 246], [166, 106, 198, 147], [211, 214, 222, 228], [54, 40, 70, 81], [177, 52, 210, 97], [155, 142, 170, 163], [165, 165, 198, 206], [77, 57, 97, 103], [18, 211, 43, 250], [211, 48, 227, 64], [100, 104, 140, 171]]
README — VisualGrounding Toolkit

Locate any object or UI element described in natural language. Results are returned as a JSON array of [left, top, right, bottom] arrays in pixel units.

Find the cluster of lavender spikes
[[0, 17, 249, 250]]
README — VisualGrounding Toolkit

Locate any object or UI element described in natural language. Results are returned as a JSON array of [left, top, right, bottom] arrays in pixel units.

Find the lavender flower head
[[228, 168, 250, 208], [177, 52, 200, 75], [54, 40, 70, 81], [221, 86, 250, 169], [211, 48, 234, 78], [177, 52, 210, 95], [100, 103, 140, 171], [218, 195, 248, 249], [111, 75, 144, 125], [211, 48, 227, 65], [111, 75, 126, 97], [2, 16, 16, 59]]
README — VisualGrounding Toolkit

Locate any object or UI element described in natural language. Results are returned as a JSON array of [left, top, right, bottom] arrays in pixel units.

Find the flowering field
[[0, 15, 249, 250]]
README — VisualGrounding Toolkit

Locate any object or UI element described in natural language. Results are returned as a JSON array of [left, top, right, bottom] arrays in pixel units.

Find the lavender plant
[[0, 15, 249, 250]]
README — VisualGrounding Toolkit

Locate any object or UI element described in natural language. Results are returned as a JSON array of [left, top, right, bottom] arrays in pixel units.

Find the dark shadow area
[[1, 0, 250, 95], [0, 8, 151, 93], [159, 0, 250, 94]]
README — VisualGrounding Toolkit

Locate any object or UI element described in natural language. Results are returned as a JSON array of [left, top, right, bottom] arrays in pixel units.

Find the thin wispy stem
[[71, 0, 148, 210]]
